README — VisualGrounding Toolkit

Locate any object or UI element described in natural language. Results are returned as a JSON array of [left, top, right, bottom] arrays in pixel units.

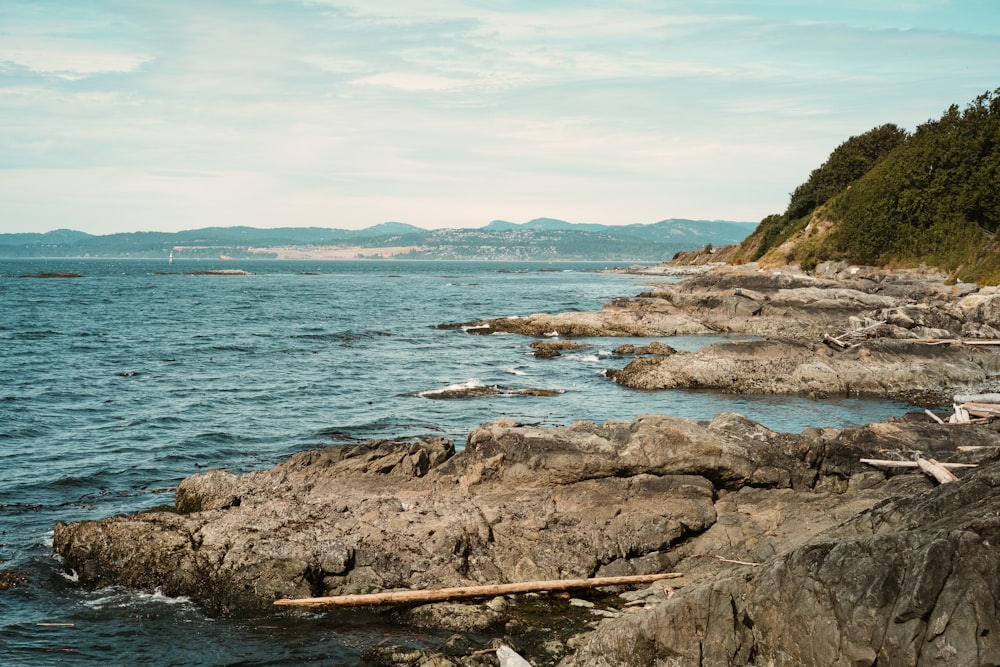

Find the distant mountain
[[0, 218, 756, 261]]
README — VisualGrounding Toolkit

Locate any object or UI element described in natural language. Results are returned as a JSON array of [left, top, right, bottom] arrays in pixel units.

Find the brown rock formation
[[51, 414, 1000, 665]]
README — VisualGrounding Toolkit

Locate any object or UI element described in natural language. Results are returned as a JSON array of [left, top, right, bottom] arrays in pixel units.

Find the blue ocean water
[[0, 258, 910, 665]]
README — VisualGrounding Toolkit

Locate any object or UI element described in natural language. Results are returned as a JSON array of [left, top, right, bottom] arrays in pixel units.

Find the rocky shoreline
[[53, 262, 1000, 665]]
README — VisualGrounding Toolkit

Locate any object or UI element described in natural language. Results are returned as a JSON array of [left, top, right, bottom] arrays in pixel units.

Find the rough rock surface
[[444, 263, 1000, 342], [50, 262, 1000, 665], [609, 338, 1000, 403], [52, 414, 1000, 664], [562, 453, 1000, 667], [445, 263, 1000, 404]]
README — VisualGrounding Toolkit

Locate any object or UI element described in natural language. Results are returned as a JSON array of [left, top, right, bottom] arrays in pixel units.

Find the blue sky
[[2, 1, 999, 235]]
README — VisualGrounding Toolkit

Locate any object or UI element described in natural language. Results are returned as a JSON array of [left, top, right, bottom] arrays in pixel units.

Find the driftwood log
[[274, 573, 683, 609], [859, 459, 977, 470], [861, 458, 973, 484], [917, 457, 960, 484]]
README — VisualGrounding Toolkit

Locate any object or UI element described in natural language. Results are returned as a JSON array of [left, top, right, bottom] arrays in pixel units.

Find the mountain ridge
[[0, 218, 756, 261]]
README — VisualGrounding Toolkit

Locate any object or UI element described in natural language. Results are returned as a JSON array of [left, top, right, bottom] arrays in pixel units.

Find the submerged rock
[[418, 384, 564, 399]]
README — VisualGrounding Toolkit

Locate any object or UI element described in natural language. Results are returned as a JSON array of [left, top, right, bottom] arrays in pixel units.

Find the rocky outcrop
[[529, 340, 593, 359], [50, 262, 1000, 665], [52, 414, 1000, 664], [443, 263, 1000, 342], [444, 264, 1000, 405], [608, 338, 1000, 403], [561, 453, 1000, 667]]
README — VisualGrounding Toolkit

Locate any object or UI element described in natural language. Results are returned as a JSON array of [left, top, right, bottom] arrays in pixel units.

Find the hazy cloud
[[2, 1, 999, 234]]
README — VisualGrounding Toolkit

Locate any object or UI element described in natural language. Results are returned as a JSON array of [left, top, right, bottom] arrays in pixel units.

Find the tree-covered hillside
[[732, 88, 1000, 284]]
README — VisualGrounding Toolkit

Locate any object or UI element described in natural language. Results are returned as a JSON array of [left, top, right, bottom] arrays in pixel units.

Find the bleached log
[[274, 573, 683, 608], [949, 405, 970, 424], [497, 645, 533, 667], [917, 457, 960, 484], [860, 459, 976, 469], [962, 402, 1000, 418], [954, 393, 1000, 404], [924, 409, 945, 424]]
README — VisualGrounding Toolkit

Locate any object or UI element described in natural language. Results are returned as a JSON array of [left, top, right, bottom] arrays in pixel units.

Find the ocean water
[[0, 258, 910, 665]]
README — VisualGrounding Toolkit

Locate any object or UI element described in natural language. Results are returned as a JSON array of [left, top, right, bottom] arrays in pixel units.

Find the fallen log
[[274, 573, 683, 609], [860, 459, 977, 469], [959, 401, 1000, 417], [954, 393, 1000, 404], [950, 405, 971, 424], [917, 457, 960, 484], [924, 409, 945, 424]]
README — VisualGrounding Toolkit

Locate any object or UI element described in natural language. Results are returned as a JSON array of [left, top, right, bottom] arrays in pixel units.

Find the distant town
[[0, 218, 757, 262]]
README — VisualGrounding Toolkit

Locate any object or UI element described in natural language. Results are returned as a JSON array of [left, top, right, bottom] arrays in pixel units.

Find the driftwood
[[962, 402, 1000, 418], [860, 459, 977, 469], [917, 458, 960, 484], [274, 573, 683, 609], [918, 339, 1000, 347], [497, 645, 532, 667], [924, 409, 945, 424], [950, 405, 971, 424], [954, 393, 1000, 404], [823, 320, 898, 351], [861, 458, 972, 484]]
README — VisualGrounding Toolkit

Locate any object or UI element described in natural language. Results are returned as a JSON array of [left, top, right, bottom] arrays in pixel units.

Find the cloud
[[2, 1, 1000, 234], [352, 72, 467, 92], [0, 41, 150, 76]]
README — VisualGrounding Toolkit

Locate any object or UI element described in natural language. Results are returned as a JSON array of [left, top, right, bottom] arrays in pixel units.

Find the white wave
[[544, 331, 560, 337], [574, 354, 601, 362], [418, 379, 484, 398], [504, 368, 528, 376], [461, 324, 491, 332], [60, 569, 79, 583], [83, 586, 193, 610]]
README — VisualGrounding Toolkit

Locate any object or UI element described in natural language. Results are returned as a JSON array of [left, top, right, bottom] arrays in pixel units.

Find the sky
[[1, 1, 999, 235]]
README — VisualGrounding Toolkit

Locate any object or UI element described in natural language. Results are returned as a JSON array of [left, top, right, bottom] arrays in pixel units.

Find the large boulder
[[560, 454, 1000, 667]]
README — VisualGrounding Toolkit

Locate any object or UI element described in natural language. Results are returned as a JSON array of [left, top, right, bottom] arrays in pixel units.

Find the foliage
[[734, 88, 1000, 283], [820, 89, 1000, 277], [734, 124, 906, 262]]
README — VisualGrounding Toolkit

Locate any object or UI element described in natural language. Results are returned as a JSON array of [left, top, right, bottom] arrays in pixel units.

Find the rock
[[560, 456, 1000, 667], [444, 263, 1000, 341], [529, 340, 593, 359], [612, 341, 676, 356], [0, 568, 31, 591], [420, 385, 564, 399], [49, 260, 1000, 664], [529, 340, 593, 351], [608, 338, 1000, 404]]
